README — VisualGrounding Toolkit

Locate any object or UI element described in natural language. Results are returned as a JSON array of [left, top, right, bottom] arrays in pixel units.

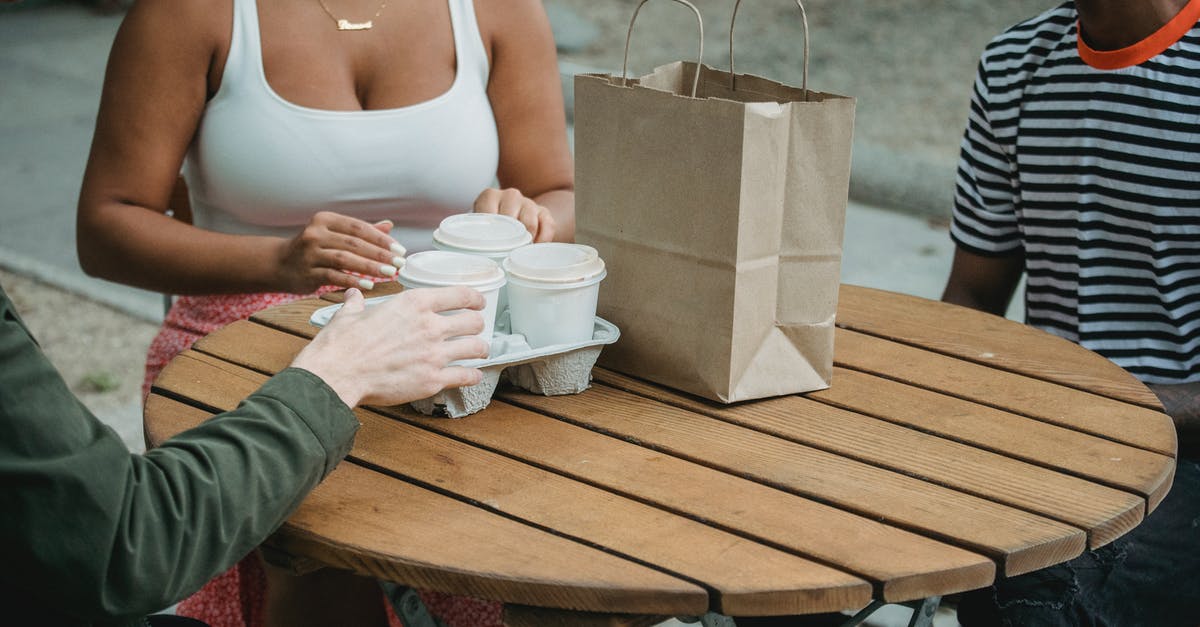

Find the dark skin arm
[[942, 246, 1198, 457], [940, 246, 1024, 317]]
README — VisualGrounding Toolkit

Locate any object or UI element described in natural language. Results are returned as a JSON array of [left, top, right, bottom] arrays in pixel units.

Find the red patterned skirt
[[143, 292, 502, 627]]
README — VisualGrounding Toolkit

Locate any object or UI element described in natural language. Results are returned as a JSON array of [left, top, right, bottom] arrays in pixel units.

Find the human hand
[[274, 213, 408, 294], [473, 187, 556, 243], [291, 287, 488, 408]]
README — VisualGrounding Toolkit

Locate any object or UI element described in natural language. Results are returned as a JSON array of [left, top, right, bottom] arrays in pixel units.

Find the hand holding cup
[[292, 287, 488, 408]]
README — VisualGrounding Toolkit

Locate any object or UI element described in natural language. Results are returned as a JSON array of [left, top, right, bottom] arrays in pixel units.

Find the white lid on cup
[[432, 213, 533, 253], [502, 243, 606, 288], [398, 251, 507, 290]]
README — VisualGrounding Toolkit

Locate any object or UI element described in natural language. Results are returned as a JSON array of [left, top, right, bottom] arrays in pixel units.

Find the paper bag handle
[[729, 0, 809, 100], [621, 0, 705, 98]]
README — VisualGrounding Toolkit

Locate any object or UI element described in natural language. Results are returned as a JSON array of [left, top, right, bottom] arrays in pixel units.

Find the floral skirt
[[143, 292, 502, 627]]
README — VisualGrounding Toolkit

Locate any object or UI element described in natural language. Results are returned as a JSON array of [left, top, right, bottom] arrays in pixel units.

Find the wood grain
[[320, 281, 404, 302], [149, 288, 1181, 617], [807, 368, 1177, 513], [837, 284, 1161, 408], [143, 394, 707, 615], [385, 403, 996, 601], [155, 352, 873, 616], [833, 329, 1177, 457], [197, 320, 995, 601], [590, 371, 1146, 548], [502, 382, 1085, 577]]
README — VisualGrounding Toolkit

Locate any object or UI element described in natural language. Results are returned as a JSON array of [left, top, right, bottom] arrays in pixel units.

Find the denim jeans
[[958, 456, 1200, 627]]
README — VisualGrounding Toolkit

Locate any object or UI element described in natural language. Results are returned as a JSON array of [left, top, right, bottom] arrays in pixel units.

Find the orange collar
[[1078, 0, 1200, 70]]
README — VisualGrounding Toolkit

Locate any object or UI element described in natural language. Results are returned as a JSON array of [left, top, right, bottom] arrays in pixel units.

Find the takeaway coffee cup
[[433, 213, 533, 312], [432, 213, 533, 258], [502, 243, 607, 348], [397, 251, 507, 345]]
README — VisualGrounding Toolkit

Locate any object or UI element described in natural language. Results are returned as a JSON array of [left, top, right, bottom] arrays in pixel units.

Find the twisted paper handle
[[729, 0, 809, 100], [620, 0, 705, 98]]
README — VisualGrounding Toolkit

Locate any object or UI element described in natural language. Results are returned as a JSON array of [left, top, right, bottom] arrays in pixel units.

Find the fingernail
[[357, 279, 375, 291], [390, 243, 406, 256], [392, 256, 406, 269], [379, 264, 397, 277]]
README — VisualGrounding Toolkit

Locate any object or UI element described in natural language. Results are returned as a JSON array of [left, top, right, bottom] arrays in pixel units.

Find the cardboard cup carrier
[[311, 243, 617, 417]]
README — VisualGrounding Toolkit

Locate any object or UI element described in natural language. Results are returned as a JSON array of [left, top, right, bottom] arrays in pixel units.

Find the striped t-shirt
[[950, 0, 1200, 384]]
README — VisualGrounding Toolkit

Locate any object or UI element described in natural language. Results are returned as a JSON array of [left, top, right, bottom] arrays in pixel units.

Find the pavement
[[0, 1, 979, 321], [0, 3, 1018, 625]]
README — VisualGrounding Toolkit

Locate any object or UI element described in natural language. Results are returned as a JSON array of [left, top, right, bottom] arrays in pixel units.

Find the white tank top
[[182, 0, 499, 253]]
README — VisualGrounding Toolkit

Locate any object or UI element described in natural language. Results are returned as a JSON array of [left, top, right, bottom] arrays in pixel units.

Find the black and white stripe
[[951, 1, 1200, 384]]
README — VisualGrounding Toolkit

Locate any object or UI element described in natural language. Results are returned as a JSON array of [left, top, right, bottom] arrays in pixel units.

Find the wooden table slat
[[157, 352, 874, 617], [589, 371, 1146, 548], [197, 320, 994, 601], [497, 387, 1086, 577], [143, 395, 708, 616], [198, 316, 1083, 573], [836, 285, 1161, 408], [141, 292, 1175, 618], [833, 329, 1177, 456], [372, 403, 997, 602], [809, 368, 1177, 513]]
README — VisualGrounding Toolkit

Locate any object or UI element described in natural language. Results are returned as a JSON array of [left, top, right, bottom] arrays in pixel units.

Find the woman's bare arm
[[475, 0, 575, 242], [77, 0, 401, 295]]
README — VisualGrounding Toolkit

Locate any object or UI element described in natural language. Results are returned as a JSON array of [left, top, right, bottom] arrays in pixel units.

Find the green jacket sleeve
[[0, 286, 359, 625]]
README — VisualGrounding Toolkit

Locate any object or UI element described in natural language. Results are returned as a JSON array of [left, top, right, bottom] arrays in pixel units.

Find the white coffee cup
[[397, 251, 507, 345], [433, 213, 533, 312], [502, 243, 607, 348]]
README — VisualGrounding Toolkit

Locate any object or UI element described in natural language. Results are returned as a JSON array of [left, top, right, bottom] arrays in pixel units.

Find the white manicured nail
[[357, 279, 375, 291], [390, 242, 406, 256], [392, 256, 406, 269], [379, 264, 397, 277]]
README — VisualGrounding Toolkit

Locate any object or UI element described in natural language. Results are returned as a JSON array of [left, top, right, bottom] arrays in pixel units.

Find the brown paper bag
[[574, 0, 855, 403]]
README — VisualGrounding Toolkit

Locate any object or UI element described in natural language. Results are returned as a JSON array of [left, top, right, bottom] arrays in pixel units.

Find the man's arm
[[0, 286, 486, 621], [0, 293, 360, 619], [941, 246, 1024, 317]]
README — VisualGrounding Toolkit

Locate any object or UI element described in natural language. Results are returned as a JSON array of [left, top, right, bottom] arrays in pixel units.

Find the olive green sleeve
[[0, 287, 358, 624]]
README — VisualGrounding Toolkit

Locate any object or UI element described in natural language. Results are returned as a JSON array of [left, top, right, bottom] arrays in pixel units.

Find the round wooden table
[[145, 283, 1176, 625]]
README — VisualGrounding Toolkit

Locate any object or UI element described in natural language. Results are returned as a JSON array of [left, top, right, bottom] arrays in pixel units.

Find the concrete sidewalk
[[0, 2, 971, 318]]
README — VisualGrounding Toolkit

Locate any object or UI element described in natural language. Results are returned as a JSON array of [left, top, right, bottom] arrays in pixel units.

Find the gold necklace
[[315, 0, 387, 31]]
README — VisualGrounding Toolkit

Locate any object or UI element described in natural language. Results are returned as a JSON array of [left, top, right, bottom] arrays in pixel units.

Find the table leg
[[836, 596, 941, 627], [697, 613, 737, 627], [904, 596, 942, 627]]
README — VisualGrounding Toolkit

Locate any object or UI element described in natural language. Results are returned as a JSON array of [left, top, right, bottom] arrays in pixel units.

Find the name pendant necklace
[[315, 0, 387, 31]]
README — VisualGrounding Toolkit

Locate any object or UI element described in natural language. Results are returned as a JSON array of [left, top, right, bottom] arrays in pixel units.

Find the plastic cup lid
[[502, 243, 606, 284], [399, 251, 506, 288], [433, 213, 533, 253]]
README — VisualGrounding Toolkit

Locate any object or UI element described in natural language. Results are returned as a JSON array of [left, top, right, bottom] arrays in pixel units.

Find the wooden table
[[145, 283, 1177, 626]]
